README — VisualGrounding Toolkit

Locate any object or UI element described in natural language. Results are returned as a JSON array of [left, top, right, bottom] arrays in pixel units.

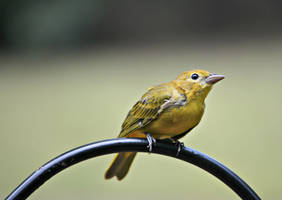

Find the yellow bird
[[105, 69, 224, 180]]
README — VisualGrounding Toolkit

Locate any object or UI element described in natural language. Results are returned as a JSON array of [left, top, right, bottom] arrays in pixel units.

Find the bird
[[105, 69, 224, 180]]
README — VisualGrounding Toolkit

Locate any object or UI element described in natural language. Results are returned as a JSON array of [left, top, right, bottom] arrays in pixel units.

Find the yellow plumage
[[105, 69, 224, 180]]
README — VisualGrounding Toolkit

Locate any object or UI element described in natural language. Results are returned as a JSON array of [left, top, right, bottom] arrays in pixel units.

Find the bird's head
[[175, 69, 225, 101]]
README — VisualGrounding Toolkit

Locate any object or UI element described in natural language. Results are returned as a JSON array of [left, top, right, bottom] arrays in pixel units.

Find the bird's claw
[[161, 138, 184, 156], [146, 133, 156, 152], [162, 138, 184, 156], [176, 141, 184, 156]]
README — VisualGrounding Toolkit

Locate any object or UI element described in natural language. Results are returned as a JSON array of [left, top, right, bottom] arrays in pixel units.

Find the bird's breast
[[144, 100, 205, 138]]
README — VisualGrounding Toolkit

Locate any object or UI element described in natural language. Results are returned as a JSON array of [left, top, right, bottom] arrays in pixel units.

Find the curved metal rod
[[5, 138, 261, 200]]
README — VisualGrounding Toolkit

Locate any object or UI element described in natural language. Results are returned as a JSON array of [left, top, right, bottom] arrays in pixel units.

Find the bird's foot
[[146, 133, 156, 152], [175, 141, 184, 156], [163, 138, 184, 156]]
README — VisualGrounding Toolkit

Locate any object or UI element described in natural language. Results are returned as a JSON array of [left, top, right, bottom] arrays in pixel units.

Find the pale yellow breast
[[143, 99, 205, 139]]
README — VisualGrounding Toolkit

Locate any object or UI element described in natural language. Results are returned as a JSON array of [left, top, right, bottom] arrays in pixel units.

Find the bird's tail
[[105, 152, 137, 180]]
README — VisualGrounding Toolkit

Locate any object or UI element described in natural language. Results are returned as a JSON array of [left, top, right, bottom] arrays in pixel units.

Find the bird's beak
[[205, 74, 225, 85]]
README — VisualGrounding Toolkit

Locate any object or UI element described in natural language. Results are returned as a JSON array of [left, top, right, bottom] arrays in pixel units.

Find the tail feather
[[105, 152, 137, 180]]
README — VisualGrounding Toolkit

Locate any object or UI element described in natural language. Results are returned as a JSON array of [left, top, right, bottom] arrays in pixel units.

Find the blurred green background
[[1, 1, 282, 199]]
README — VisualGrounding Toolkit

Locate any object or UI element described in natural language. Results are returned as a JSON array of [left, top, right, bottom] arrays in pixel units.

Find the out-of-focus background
[[1, 1, 282, 199]]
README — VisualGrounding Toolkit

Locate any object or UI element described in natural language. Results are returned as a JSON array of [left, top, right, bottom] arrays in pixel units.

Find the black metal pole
[[5, 138, 261, 200]]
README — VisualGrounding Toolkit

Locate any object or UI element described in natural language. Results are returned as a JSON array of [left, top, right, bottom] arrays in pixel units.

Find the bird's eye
[[191, 73, 199, 80]]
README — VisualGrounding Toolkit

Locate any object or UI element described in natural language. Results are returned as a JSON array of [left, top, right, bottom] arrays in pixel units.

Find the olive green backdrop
[[1, 1, 282, 199]]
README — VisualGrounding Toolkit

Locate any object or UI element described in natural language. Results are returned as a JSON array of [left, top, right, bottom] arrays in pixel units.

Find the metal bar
[[5, 138, 261, 200]]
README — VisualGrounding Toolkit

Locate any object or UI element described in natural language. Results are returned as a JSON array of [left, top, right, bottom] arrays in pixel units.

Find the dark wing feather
[[119, 84, 173, 137]]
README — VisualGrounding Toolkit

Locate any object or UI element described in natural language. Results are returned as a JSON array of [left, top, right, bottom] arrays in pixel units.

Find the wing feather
[[119, 83, 185, 137]]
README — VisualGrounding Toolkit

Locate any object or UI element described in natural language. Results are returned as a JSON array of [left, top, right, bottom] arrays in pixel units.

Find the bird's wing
[[119, 83, 186, 137]]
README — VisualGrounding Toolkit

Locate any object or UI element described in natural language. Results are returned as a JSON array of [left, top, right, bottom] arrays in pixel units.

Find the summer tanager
[[105, 69, 224, 180]]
